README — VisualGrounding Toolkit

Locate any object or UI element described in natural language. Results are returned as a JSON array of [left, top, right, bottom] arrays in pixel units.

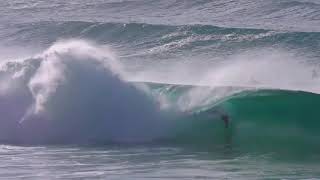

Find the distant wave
[[4, 0, 320, 32], [4, 21, 320, 53]]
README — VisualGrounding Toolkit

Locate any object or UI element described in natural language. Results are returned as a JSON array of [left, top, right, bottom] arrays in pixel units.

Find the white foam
[[0, 39, 167, 143]]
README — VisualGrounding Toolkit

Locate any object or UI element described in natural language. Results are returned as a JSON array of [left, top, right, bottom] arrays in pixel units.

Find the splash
[[130, 49, 320, 112], [0, 39, 166, 144]]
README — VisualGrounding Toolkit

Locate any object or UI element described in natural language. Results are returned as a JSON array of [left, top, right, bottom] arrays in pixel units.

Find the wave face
[[147, 82, 320, 153]]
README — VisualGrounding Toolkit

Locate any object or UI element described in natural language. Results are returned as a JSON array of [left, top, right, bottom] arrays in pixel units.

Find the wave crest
[[0, 40, 165, 144]]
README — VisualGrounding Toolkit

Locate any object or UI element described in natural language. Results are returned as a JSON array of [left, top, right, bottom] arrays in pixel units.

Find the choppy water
[[1, 0, 320, 179], [1, 145, 320, 180]]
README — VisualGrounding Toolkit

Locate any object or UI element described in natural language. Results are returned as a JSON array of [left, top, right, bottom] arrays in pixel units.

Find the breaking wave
[[0, 39, 167, 144], [0, 25, 320, 155]]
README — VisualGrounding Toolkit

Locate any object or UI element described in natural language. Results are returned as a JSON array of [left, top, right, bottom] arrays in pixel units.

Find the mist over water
[[0, 40, 171, 144]]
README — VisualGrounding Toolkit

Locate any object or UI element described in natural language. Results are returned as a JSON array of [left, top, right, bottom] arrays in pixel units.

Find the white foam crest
[[0, 39, 168, 144], [129, 48, 320, 110], [183, 50, 320, 110], [29, 54, 66, 114], [200, 50, 320, 93], [28, 39, 123, 115]]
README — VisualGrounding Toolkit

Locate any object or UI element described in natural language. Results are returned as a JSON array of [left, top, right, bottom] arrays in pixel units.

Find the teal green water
[[147, 82, 320, 157]]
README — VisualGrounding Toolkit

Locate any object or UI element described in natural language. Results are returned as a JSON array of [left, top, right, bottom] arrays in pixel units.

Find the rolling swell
[[4, 21, 320, 56], [3, 0, 320, 32]]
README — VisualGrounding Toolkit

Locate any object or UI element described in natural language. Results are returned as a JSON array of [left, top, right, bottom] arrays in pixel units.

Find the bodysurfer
[[221, 114, 229, 128], [187, 108, 230, 128], [210, 108, 230, 128], [207, 109, 230, 128]]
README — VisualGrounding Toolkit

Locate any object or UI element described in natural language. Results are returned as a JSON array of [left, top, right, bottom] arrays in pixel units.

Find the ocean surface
[[1, 0, 320, 179]]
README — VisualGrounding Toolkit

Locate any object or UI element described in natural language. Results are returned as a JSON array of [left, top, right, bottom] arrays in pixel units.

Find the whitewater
[[1, 0, 320, 179]]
